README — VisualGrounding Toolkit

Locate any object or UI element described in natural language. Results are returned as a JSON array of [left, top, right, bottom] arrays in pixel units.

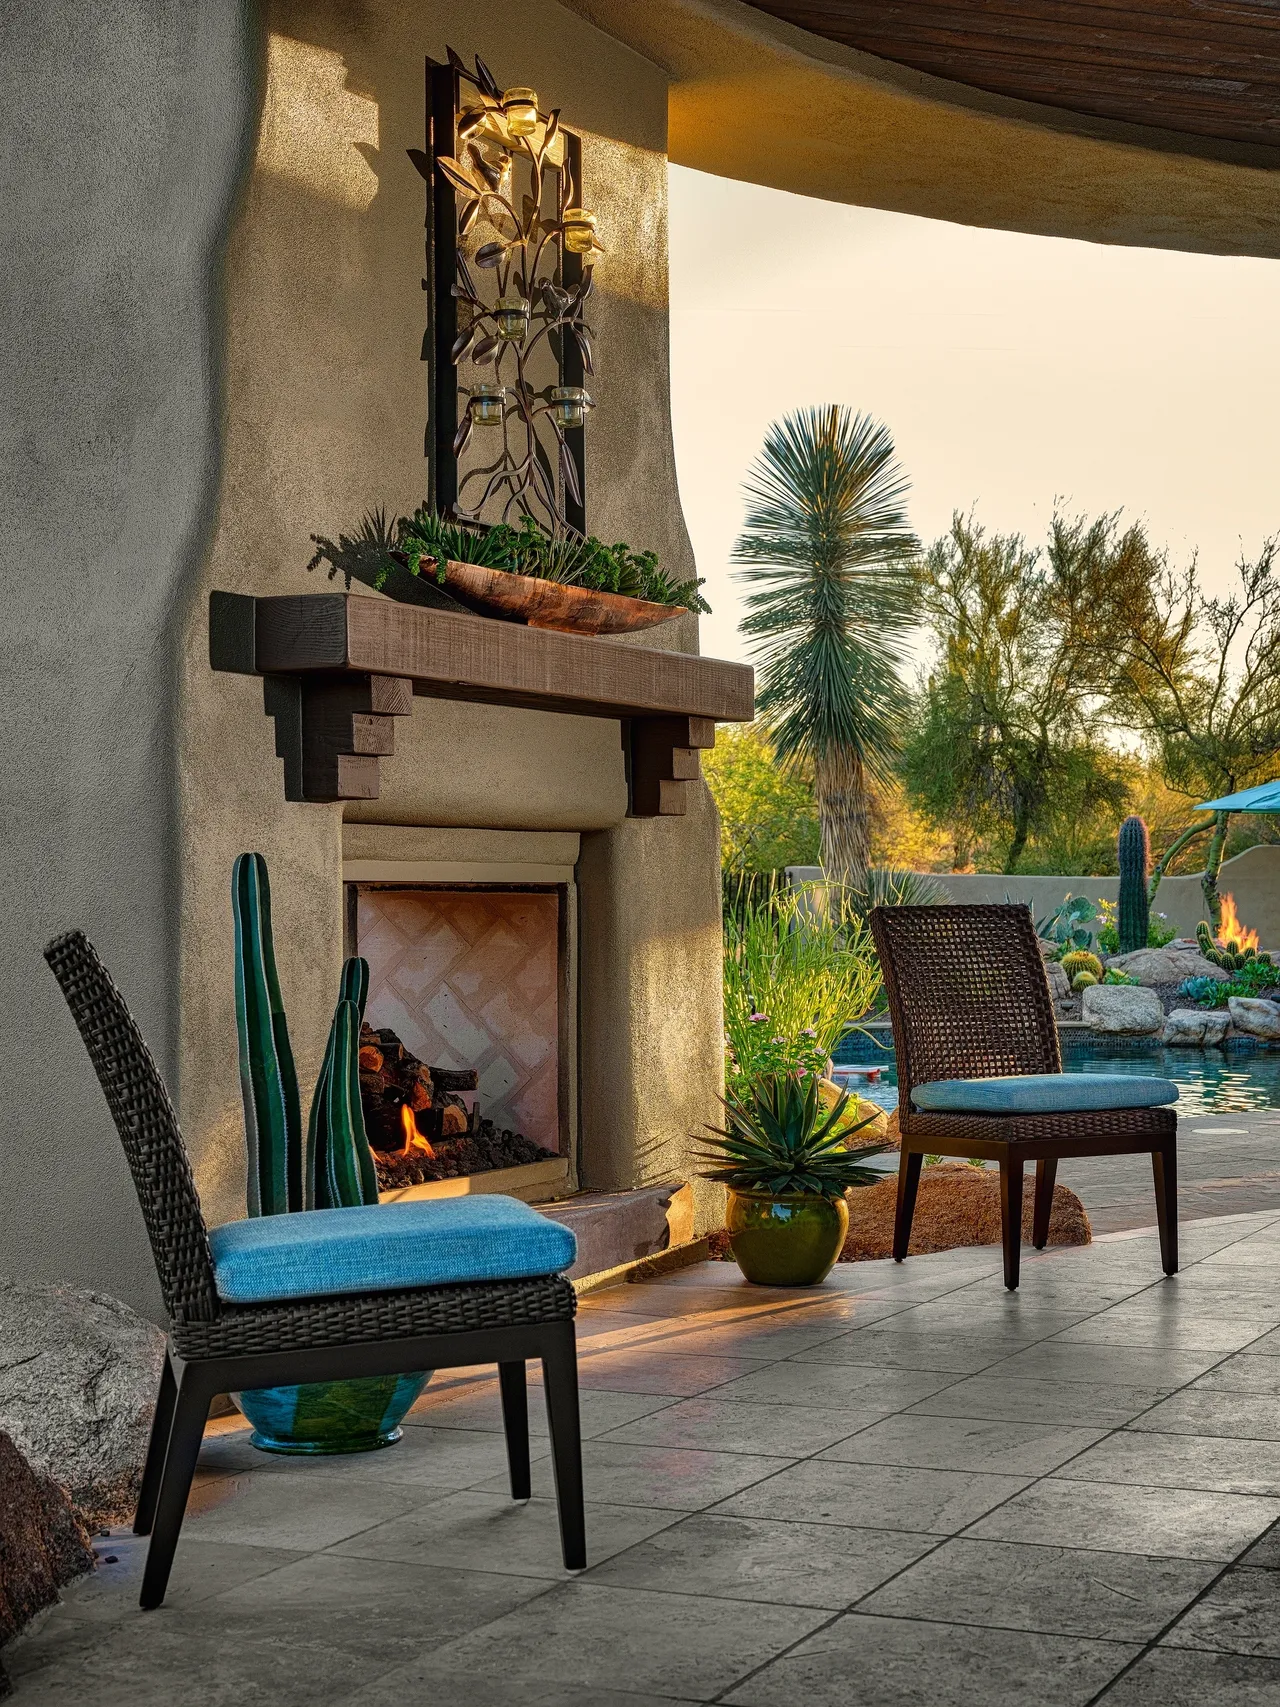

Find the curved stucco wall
[[0, 1, 259, 1315]]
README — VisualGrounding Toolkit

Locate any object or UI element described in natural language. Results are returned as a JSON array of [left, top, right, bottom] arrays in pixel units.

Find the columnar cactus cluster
[[232, 853, 378, 1217], [1116, 815, 1150, 954], [1196, 919, 1272, 974]]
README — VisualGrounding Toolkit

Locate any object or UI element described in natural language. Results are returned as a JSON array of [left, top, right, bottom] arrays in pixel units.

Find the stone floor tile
[[481, 1438, 787, 1511], [573, 1346, 766, 1396], [1163, 1566, 1280, 1656], [199, 1421, 552, 1490], [865, 1302, 1092, 1341], [908, 1374, 1168, 1427], [597, 1396, 869, 1457], [784, 1329, 1011, 1375], [1127, 1389, 1280, 1440], [654, 1310, 908, 1361], [711, 1457, 1030, 1534], [709, 1360, 955, 1410], [861, 1536, 1215, 1641], [1100, 1646, 1280, 1705], [416, 1580, 830, 1701], [405, 1378, 674, 1437], [991, 1340, 1224, 1390], [585, 1512, 934, 1607], [1191, 1354, 1280, 1396], [721, 1612, 1136, 1707], [52, 1535, 305, 1624], [1055, 1311, 1277, 1352], [330, 1490, 682, 1578], [5, 1567, 537, 1706], [181, 1466, 429, 1550], [342, 1670, 697, 1707], [1055, 1430, 1280, 1497], [819, 1412, 1107, 1476], [967, 1477, 1280, 1560], [1238, 1324, 1280, 1355], [1201, 1240, 1280, 1267], [1240, 1522, 1280, 1568]]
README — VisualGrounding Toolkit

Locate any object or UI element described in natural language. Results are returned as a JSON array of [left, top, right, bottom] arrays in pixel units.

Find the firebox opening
[[347, 881, 571, 1193]]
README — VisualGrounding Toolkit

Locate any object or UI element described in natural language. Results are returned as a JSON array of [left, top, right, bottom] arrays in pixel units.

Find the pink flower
[[750, 1012, 768, 1023], [771, 1035, 785, 1044]]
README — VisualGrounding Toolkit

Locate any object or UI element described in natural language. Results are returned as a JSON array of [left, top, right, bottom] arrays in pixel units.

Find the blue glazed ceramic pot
[[233, 1372, 432, 1455]]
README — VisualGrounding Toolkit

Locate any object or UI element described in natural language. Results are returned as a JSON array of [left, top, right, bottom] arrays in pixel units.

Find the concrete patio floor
[[10, 1212, 1280, 1706]]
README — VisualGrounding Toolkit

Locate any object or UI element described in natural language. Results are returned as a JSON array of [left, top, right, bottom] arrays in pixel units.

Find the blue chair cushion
[[911, 1073, 1179, 1116], [208, 1195, 578, 1305]]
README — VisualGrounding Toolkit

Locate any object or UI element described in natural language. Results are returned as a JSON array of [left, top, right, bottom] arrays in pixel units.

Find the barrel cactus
[[233, 853, 303, 1216], [1072, 970, 1099, 991], [1117, 815, 1150, 954], [1197, 919, 1272, 973], [1061, 950, 1103, 983]]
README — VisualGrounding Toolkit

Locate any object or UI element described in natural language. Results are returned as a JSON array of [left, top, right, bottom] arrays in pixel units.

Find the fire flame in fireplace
[[400, 1102, 435, 1157], [1218, 892, 1260, 953]]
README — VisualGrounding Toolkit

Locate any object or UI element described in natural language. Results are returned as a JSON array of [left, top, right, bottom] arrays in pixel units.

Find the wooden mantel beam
[[209, 591, 755, 812]]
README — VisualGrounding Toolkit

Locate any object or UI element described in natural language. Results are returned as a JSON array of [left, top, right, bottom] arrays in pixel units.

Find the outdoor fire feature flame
[[400, 1101, 435, 1157], [1218, 892, 1260, 952]]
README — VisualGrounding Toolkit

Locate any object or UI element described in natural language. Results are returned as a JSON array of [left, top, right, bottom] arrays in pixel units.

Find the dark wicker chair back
[[44, 930, 219, 1325], [869, 905, 1061, 1116]]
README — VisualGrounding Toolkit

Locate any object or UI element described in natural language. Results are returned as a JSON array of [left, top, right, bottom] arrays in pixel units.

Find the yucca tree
[[732, 406, 920, 884]]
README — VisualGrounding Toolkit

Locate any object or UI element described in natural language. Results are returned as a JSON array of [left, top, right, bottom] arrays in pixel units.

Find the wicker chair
[[44, 930, 585, 1609], [869, 905, 1178, 1290]]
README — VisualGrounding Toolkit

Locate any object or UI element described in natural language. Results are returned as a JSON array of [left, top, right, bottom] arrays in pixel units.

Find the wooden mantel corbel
[[209, 592, 755, 815]]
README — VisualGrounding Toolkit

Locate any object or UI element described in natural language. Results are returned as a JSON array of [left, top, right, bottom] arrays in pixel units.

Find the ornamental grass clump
[[723, 886, 882, 1094], [697, 1074, 890, 1200]]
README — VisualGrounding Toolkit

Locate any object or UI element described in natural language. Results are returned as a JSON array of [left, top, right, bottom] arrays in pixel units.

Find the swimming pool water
[[831, 1035, 1280, 1119]]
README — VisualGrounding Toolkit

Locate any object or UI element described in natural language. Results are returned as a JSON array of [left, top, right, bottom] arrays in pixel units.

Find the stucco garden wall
[[791, 844, 1280, 952]]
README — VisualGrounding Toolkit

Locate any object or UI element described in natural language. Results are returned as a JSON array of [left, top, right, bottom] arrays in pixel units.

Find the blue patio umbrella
[[1195, 780, 1280, 814]]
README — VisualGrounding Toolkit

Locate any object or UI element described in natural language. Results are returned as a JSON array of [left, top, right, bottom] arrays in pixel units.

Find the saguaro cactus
[[306, 957, 380, 1210], [232, 853, 303, 1216], [1117, 815, 1150, 954]]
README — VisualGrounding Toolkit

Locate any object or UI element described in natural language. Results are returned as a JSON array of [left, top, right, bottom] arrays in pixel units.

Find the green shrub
[[1096, 899, 1176, 955], [723, 888, 882, 1096]]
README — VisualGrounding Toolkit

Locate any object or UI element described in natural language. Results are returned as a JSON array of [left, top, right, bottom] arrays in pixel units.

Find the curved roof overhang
[[562, 0, 1280, 259]]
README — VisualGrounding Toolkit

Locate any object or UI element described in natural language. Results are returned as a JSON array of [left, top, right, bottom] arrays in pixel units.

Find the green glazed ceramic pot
[[233, 1372, 432, 1455], [726, 1190, 849, 1286]]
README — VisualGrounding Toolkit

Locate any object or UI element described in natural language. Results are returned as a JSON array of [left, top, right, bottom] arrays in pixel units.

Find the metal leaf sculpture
[[426, 50, 603, 535]]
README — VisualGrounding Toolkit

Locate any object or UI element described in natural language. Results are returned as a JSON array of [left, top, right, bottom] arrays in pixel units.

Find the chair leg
[[893, 1149, 924, 1263], [498, 1361, 531, 1501], [540, 1321, 586, 1572], [1152, 1143, 1179, 1276], [139, 1366, 211, 1611], [1000, 1156, 1025, 1291], [133, 1352, 178, 1537], [1032, 1157, 1058, 1250]]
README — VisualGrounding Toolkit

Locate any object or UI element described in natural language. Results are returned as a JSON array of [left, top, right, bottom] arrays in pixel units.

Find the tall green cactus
[[233, 853, 303, 1216], [306, 957, 380, 1211], [1117, 815, 1150, 954]]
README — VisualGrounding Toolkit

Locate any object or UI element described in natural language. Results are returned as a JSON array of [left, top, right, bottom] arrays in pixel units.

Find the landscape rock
[[1162, 1008, 1231, 1047], [841, 1162, 1091, 1261], [1044, 961, 1072, 1002], [1105, 946, 1229, 986], [0, 1430, 95, 1696], [1227, 997, 1280, 1041], [0, 1279, 164, 1527], [1081, 984, 1164, 1034]]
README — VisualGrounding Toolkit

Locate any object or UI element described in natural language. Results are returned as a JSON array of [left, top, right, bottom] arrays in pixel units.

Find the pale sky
[[668, 166, 1280, 667]]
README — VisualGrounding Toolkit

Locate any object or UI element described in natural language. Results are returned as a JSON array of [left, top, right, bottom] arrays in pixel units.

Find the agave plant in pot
[[698, 1075, 889, 1286]]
